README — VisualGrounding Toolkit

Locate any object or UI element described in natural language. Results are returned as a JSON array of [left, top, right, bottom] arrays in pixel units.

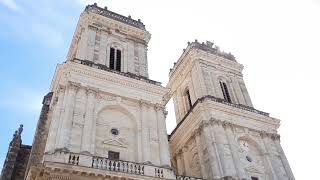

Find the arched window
[[184, 89, 192, 111], [109, 47, 121, 71], [220, 81, 232, 103]]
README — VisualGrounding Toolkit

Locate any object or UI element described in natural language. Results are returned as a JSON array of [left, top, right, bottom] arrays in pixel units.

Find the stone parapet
[[85, 3, 146, 30], [43, 150, 176, 180]]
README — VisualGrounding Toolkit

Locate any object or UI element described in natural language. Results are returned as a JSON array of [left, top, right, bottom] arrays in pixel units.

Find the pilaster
[[57, 81, 79, 150], [45, 85, 65, 153], [260, 132, 279, 180], [194, 129, 209, 179], [140, 100, 151, 164], [201, 121, 221, 179], [155, 104, 171, 167], [223, 122, 248, 179], [80, 87, 98, 154], [273, 136, 295, 180], [176, 150, 185, 175]]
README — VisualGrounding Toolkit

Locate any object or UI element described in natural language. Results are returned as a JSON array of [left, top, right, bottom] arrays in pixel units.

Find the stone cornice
[[167, 49, 243, 91], [85, 3, 146, 30], [169, 40, 241, 79], [68, 61, 166, 94], [73, 59, 161, 86], [50, 62, 169, 106], [172, 117, 280, 156], [169, 95, 271, 139]]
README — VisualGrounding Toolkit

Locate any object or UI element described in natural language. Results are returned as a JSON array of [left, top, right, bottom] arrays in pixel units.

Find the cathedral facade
[[1, 3, 294, 180]]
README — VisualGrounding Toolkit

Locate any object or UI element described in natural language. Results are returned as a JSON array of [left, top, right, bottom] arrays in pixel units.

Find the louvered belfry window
[[109, 47, 115, 70], [186, 89, 192, 110], [116, 49, 121, 71], [109, 47, 121, 71], [220, 81, 232, 103]]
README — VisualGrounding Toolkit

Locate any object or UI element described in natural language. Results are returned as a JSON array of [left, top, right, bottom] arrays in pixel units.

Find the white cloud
[[0, 0, 23, 13]]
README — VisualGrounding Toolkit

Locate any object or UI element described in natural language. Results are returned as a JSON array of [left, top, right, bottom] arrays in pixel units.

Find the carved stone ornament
[[67, 81, 81, 90], [139, 99, 150, 107], [155, 103, 165, 111], [199, 121, 211, 130], [58, 85, 66, 93], [86, 86, 99, 95]]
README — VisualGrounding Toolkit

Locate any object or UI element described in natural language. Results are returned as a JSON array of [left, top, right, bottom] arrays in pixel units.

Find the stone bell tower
[[25, 3, 175, 180], [167, 40, 295, 180]]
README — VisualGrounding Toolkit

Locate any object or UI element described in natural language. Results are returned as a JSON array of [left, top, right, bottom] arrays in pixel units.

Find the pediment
[[102, 139, 127, 148]]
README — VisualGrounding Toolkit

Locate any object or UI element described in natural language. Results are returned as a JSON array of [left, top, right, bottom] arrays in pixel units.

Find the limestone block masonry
[[168, 40, 295, 180], [1, 3, 295, 180]]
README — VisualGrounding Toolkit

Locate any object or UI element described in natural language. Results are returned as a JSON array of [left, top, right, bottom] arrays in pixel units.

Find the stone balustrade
[[92, 156, 145, 175], [44, 151, 176, 179]]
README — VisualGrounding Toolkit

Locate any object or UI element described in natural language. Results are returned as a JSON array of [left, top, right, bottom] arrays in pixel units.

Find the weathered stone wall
[[25, 92, 53, 178], [1, 125, 31, 180], [11, 145, 32, 180]]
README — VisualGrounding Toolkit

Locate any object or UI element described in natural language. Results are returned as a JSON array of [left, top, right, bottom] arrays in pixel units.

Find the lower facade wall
[[170, 118, 295, 180]]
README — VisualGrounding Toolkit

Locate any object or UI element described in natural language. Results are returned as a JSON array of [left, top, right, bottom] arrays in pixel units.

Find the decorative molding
[[67, 81, 80, 90], [85, 4, 146, 30], [69, 59, 166, 95]]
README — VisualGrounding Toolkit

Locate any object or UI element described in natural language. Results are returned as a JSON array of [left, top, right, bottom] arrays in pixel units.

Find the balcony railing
[[92, 156, 145, 175], [45, 151, 175, 179]]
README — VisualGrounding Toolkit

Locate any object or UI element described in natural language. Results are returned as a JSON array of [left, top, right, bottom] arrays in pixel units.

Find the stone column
[[155, 104, 171, 167], [194, 129, 209, 179], [176, 151, 185, 175], [202, 121, 221, 179], [57, 82, 79, 150], [224, 123, 247, 179], [45, 86, 65, 152], [260, 132, 279, 180], [182, 146, 191, 176], [272, 135, 295, 180], [70, 87, 86, 152], [137, 101, 143, 163], [212, 120, 237, 177], [80, 87, 97, 154], [140, 100, 151, 164]]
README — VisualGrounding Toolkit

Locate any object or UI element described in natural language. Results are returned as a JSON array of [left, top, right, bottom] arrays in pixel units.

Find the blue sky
[[1, 0, 320, 179], [0, 0, 84, 170]]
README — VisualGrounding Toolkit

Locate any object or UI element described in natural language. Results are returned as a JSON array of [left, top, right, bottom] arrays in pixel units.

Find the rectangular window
[[109, 47, 115, 70], [108, 151, 120, 160], [116, 49, 121, 71], [251, 177, 258, 180]]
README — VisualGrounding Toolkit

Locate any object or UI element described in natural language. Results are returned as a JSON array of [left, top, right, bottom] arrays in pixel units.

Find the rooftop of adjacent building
[[85, 3, 146, 30]]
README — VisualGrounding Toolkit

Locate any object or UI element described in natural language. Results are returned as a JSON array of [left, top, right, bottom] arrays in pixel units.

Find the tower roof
[[85, 3, 146, 30]]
